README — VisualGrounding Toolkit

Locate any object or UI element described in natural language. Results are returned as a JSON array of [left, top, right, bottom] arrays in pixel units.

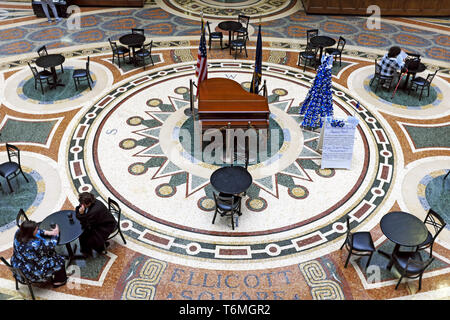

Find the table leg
[[378, 243, 400, 270], [64, 242, 86, 266], [402, 73, 411, 90], [49, 67, 65, 89], [315, 47, 324, 67]]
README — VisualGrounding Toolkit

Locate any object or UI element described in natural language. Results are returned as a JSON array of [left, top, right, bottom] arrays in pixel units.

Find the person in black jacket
[[75, 192, 117, 256]]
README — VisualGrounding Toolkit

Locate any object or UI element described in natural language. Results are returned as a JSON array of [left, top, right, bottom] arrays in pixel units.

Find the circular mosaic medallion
[[156, 183, 176, 198], [198, 196, 215, 212], [315, 168, 336, 178], [128, 162, 147, 175], [65, 62, 397, 266], [288, 185, 309, 200], [246, 197, 268, 212]]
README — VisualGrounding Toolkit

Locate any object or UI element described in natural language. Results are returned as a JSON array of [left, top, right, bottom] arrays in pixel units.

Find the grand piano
[[197, 78, 270, 130]]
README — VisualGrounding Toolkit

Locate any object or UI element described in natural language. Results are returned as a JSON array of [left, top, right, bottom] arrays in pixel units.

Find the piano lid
[[198, 78, 269, 113]]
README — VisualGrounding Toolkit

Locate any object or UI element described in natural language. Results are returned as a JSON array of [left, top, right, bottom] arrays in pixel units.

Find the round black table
[[218, 21, 242, 49], [402, 60, 426, 90], [35, 54, 65, 89], [119, 33, 146, 64], [310, 36, 336, 65], [210, 166, 252, 195], [379, 211, 428, 269], [40, 210, 84, 266]]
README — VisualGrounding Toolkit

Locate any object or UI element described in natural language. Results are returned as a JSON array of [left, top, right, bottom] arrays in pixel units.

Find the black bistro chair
[[340, 216, 375, 270], [109, 38, 131, 68], [206, 21, 223, 50], [230, 33, 248, 59], [415, 208, 446, 258], [37, 45, 63, 73], [73, 56, 93, 91], [298, 44, 319, 72], [306, 29, 318, 47], [106, 197, 127, 247], [408, 69, 438, 101], [37, 45, 48, 57], [212, 192, 242, 230], [134, 40, 154, 70], [15, 208, 29, 227], [392, 251, 434, 291], [0, 256, 41, 300], [234, 14, 250, 41], [370, 59, 394, 92], [325, 36, 346, 66], [0, 143, 29, 193], [27, 62, 52, 94]]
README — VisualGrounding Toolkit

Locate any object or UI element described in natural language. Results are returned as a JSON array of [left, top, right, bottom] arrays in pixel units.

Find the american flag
[[196, 19, 208, 94]]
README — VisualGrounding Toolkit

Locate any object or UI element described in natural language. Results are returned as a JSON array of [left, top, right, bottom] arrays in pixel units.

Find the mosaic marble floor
[[0, 0, 449, 301]]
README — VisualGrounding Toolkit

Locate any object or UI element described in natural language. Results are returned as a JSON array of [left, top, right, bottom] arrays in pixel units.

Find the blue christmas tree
[[299, 54, 334, 129]]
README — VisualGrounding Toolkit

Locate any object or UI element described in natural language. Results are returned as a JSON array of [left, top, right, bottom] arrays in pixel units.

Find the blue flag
[[250, 25, 262, 94]]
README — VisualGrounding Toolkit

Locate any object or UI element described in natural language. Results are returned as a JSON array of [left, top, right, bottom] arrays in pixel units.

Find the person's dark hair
[[388, 46, 401, 58], [16, 220, 39, 243], [79, 192, 95, 206]]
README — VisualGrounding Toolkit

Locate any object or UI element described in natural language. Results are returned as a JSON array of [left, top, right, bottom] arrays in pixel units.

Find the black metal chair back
[[6, 143, 23, 168], [131, 28, 144, 35], [37, 45, 48, 57], [15, 209, 29, 227], [417, 208, 446, 257], [109, 38, 118, 52], [238, 14, 250, 29], [212, 192, 241, 230], [107, 197, 127, 245], [0, 257, 36, 300], [306, 29, 318, 45], [425, 69, 438, 85], [425, 208, 446, 236], [27, 62, 39, 78], [337, 36, 346, 51]]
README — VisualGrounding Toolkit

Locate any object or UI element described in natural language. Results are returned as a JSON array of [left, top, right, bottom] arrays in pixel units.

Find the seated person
[[378, 46, 405, 88], [75, 192, 117, 256], [11, 220, 67, 288]]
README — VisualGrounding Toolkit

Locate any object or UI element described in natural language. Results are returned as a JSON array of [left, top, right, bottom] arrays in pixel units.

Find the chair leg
[[231, 214, 235, 230], [418, 274, 423, 291], [395, 275, 403, 290], [15, 279, 19, 290], [87, 77, 92, 90], [212, 210, 218, 224], [27, 283, 35, 300], [365, 252, 373, 270], [419, 87, 424, 101], [118, 229, 127, 244], [20, 169, 29, 183], [73, 77, 78, 90], [344, 251, 351, 268], [39, 80, 44, 94], [6, 177, 13, 193]]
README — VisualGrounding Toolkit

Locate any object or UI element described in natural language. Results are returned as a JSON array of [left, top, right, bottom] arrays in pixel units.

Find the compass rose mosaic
[[65, 61, 396, 266]]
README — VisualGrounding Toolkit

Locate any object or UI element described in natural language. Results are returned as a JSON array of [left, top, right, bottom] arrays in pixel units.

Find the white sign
[[320, 116, 359, 169]]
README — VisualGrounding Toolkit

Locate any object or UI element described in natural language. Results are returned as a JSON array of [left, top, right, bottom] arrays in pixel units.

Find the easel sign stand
[[319, 116, 359, 170]]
